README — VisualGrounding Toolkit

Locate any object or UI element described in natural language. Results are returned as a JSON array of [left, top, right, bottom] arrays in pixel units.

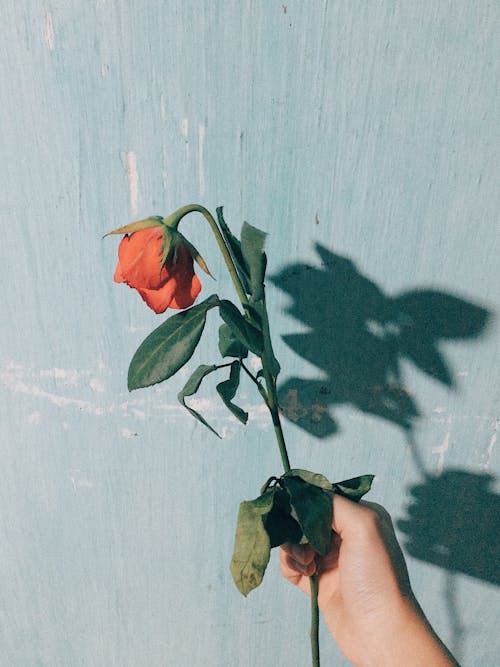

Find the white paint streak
[[250, 356, 262, 371], [121, 428, 138, 438], [28, 411, 41, 424], [126, 151, 139, 215], [69, 469, 94, 491], [432, 432, 450, 475], [44, 13, 55, 51], [127, 324, 148, 334], [180, 118, 189, 161], [89, 378, 105, 393], [40, 367, 79, 385], [160, 94, 167, 120], [198, 124, 206, 196], [2, 362, 273, 429], [188, 397, 213, 411], [484, 422, 497, 469], [162, 145, 168, 190]]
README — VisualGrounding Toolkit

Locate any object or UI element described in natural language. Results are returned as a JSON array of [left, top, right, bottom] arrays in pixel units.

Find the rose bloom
[[114, 227, 202, 313]]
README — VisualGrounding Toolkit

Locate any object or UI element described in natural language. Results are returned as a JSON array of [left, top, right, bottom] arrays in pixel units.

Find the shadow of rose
[[270, 244, 490, 439]]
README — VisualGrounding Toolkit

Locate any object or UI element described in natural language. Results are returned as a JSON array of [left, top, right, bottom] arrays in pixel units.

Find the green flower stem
[[166, 204, 249, 307], [310, 574, 320, 666], [174, 206, 310, 659], [262, 367, 291, 473]]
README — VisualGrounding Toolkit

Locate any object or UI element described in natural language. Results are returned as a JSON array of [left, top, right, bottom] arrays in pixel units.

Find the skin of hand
[[280, 495, 459, 667]]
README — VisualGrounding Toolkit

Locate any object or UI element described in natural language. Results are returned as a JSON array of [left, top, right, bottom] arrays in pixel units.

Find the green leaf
[[334, 475, 375, 502], [216, 361, 248, 424], [128, 294, 219, 390], [216, 207, 251, 294], [219, 300, 263, 355], [218, 323, 248, 359], [263, 488, 303, 548], [230, 491, 274, 596], [240, 222, 267, 302], [285, 469, 334, 492], [281, 476, 333, 556], [177, 364, 220, 437]]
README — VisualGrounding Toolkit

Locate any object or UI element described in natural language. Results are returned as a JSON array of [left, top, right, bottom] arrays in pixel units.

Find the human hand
[[280, 494, 458, 667]]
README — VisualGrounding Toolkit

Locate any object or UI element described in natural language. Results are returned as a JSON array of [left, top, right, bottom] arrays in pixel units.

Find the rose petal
[[115, 228, 168, 290], [170, 273, 202, 309], [135, 281, 178, 314]]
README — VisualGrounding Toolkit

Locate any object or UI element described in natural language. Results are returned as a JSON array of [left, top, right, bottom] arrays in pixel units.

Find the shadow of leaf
[[270, 244, 490, 437]]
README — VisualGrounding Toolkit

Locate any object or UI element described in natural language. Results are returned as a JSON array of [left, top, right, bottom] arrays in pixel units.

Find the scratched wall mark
[[1, 361, 271, 427], [432, 432, 450, 475], [125, 151, 139, 215], [44, 12, 54, 50], [483, 421, 498, 469], [180, 117, 189, 160], [198, 124, 206, 196]]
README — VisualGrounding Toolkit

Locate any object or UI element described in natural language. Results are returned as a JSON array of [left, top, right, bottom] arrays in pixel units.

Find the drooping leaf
[[230, 491, 274, 596], [285, 469, 334, 492], [250, 299, 280, 380], [103, 216, 164, 238], [240, 222, 267, 302], [334, 475, 375, 502], [216, 207, 251, 294], [177, 364, 220, 437], [281, 476, 333, 556], [219, 300, 263, 355], [263, 488, 303, 548], [128, 294, 219, 390], [216, 361, 248, 424], [218, 323, 248, 359]]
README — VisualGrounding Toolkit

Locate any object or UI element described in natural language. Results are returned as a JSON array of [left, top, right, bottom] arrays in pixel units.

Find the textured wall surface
[[1, 2, 499, 665]]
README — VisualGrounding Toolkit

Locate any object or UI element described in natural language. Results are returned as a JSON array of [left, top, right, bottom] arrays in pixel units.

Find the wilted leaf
[[281, 476, 333, 556], [218, 323, 248, 359], [216, 361, 248, 424], [263, 488, 303, 548], [334, 475, 375, 501], [219, 300, 263, 355], [285, 469, 333, 492], [230, 492, 274, 596], [216, 207, 251, 294], [177, 364, 220, 437], [128, 294, 219, 390], [240, 222, 267, 302]]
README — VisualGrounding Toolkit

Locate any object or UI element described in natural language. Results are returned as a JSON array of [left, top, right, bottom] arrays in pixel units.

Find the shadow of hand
[[397, 469, 500, 584]]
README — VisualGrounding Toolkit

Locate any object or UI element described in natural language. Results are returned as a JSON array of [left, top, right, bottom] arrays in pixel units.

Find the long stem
[[167, 204, 249, 306], [176, 206, 312, 659], [310, 575, 320, 666], [262, 368, 291, 473]]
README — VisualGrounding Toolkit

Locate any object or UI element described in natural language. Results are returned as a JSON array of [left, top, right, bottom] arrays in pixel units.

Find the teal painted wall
[[1, 2, 498, 665]]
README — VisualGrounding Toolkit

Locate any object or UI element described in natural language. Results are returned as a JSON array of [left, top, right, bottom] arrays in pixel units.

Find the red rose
[[114, 227, 202, 313]]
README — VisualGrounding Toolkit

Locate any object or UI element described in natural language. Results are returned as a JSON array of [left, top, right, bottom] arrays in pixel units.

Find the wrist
[[357, 600, 458, 667]]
